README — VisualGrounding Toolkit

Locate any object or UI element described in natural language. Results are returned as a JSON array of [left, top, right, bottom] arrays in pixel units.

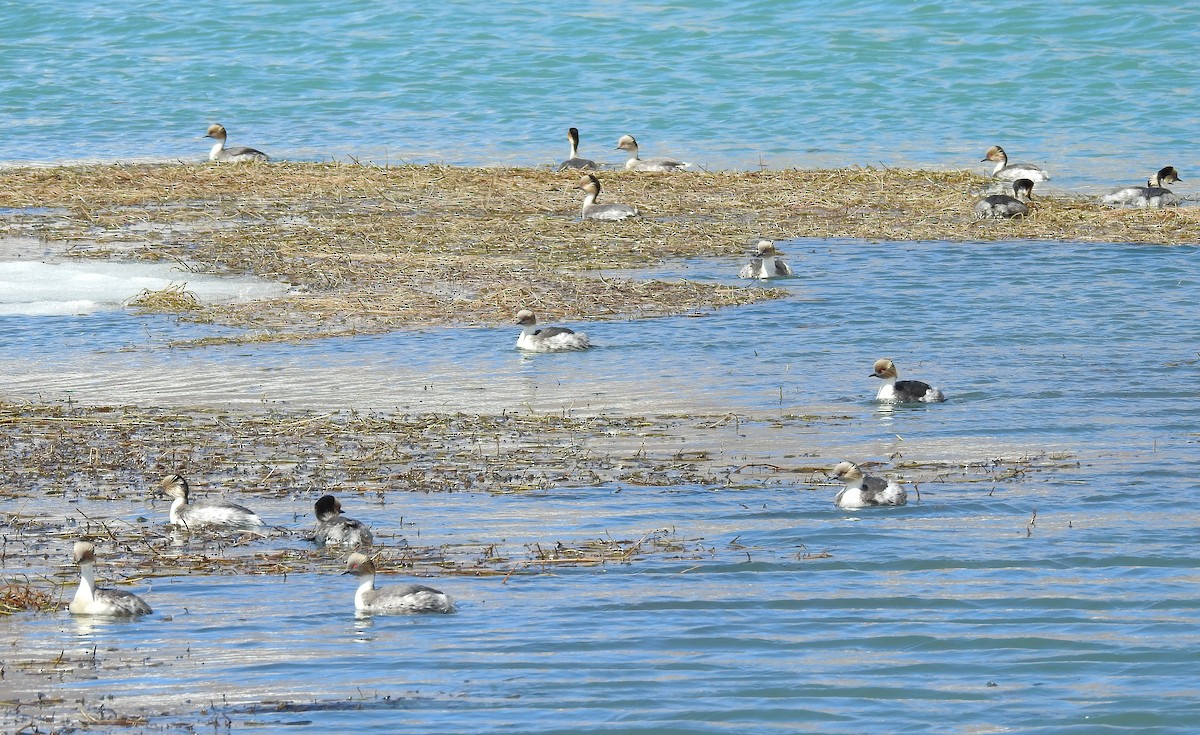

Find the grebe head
[[829, 461, 863, 483], [73, 541, 97, 565], [615, 135, 638, 153], [755, 240, 778, 256], [577, 173, 602, 197], [515, 309, 537, 327], [343, 552, 375, 577], [870, 358, 898, 380], [160, 473, 189, 501], [1012, 178, 1035, 200], [981, 145, 1007, 163], [204, 124, 228, 141], [568, 127, 581, 146], [1153, 166, 1181, 186], [315, 494, 343, 519]]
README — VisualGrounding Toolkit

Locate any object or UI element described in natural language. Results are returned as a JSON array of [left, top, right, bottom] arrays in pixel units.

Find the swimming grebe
[[829, 461, 907, 509], [342, 552, 456, 614], [615, 135, 689, 172], [870, 358, 946, 403], [313, 494, 374, 548], [69, 542, 152, 616], [515, 309, 592, 352], [974, 178, 1034, 219], [558, 127, 597, 171], [981, 146, 1048, 182], [1101, 166, 1182, 207], [739, 239, 794, 279], [577, 173, 639, 221], [160, 473, 265, 531], [204, 124, 269, 162]]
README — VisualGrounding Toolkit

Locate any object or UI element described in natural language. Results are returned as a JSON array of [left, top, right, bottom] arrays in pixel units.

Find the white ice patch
[[0, 259, 290, 316]]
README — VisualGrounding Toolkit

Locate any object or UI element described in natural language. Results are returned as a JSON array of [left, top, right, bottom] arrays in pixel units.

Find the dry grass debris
[[2, 163, 1194, 342], [0, 579, 59, 614], [127, 282, 202, 311], [0, 400, 1069, 588]]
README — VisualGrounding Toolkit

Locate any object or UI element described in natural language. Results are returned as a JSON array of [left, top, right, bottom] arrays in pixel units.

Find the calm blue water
[[3, 239, 1200, 732], [3, 1, 1199, 191]]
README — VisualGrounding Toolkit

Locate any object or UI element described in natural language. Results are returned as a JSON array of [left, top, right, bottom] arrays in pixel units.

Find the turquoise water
[[4, 1, 1199, 191], [3, 239, 1200, 732]]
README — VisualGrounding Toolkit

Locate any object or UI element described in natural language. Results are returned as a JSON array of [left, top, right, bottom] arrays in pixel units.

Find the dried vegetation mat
[[1, 163, 1195, 343], [0, 399, 1075, 597]]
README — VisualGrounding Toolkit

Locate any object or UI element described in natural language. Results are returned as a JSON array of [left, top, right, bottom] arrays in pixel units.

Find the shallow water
[[3, 1, 1199, 193], [3, 238, 1200, 732], [7, 482, 1200, 733]]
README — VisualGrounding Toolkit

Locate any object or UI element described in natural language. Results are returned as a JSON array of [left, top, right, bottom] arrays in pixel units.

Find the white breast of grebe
[[982, 145, 1048, 181], [175, 499, 264, 529], [616, 134, 689, 171], [582, 201, 638, 220], [517, 327, 591, 352], [345, 553, 456, 614], [70, 542, 152, 616], [871, 358, 946, 402], [974, 195, 1029, 219], [205, 123, 269, 162], [577, 173, 638, 220], [1102, 167, 1182, 207], [313, 495, 373, 547], [560, 127, 597, 171], [739, 242, 794, 278], [829, 462, 907, 509], [993, 162, 1047, 181], [316, 517, 374, 548], [974, 179, 1033, 219]]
